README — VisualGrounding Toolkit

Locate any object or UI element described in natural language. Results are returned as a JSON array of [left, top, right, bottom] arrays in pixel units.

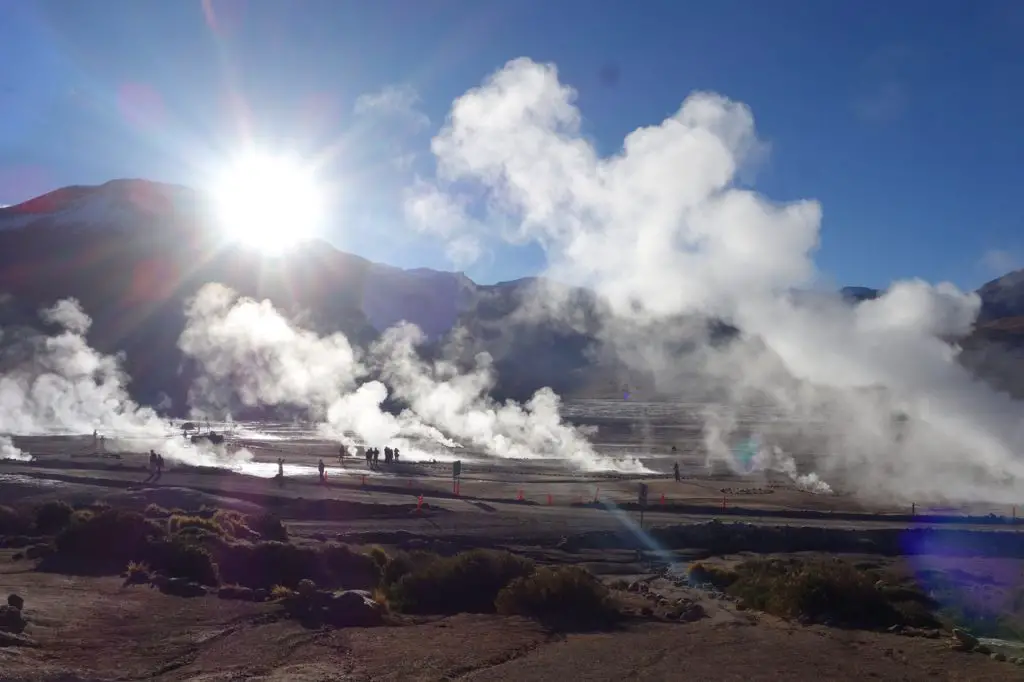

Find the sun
[[211, 150, 325, 253]]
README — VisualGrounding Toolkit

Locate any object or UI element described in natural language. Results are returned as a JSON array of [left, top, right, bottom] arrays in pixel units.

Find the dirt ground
[[1, 562, 1019, 682]]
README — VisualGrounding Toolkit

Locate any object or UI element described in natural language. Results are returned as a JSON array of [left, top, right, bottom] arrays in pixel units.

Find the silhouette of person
[[318, 458, 326, 483], [673, 461, 681, 483]]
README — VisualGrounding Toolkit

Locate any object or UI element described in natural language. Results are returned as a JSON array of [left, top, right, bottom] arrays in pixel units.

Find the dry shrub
[[34, 501, 74, 535], [725, 558, 902, 628], [52, 509, 165, 572], [143, 538, 219, 586], [211, 540, 379, 590], [496, 565, 618, 629], [389, 549, 534, 615]]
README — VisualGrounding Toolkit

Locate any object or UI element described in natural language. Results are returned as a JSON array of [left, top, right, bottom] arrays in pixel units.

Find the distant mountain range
[[1, 179, 1023, 412]]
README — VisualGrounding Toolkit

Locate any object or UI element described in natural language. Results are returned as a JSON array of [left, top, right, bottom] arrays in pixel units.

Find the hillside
[[1, 179, 1023, 412]]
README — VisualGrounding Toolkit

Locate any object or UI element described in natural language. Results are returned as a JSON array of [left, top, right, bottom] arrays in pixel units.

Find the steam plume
[[179, 284, 645, 471], [0, 298, 251, 467], [406, 57, 1024, 504]]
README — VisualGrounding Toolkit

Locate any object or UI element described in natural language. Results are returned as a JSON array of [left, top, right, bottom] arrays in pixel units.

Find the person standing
[[318, 458, 326, 484]]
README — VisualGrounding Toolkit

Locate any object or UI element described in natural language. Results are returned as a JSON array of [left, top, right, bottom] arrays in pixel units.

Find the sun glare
[[211, 151, 325, 253]]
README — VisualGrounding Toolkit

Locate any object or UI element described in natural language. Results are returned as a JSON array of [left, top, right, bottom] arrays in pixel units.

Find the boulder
[[321, 591, 384, 627], [951, 628, 979, 652], [24, 544, 53, 560], [6, 594, 23, 610]]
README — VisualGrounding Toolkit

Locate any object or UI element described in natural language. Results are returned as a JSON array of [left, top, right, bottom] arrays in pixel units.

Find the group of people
[[335, 444, 401, 470]]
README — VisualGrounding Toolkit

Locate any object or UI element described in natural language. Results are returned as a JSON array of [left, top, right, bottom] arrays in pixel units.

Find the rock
[[640, 606, 654, 617], [10, 553, 22, 561], [6, 594, 23, 611], [160, 578, 207, 598], [951, 628, 979, 652], [887, 624, 903, 634], [321, 590, 384, 627], [627, 582, 641, 593], [679, 604, 707, 622], [991, 652, 1007, 662], [253, 588, 269, 602], [976, 644, 992, 656], [296, 579, 318, 598], [218, 585, 254, 601], [0, 605, 27, 634], [311, 532, 328, 542], [25, 544, 53, 560]]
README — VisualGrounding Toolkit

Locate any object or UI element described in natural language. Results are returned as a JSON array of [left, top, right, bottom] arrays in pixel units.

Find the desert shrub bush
[[214, 541, 316, 589], [212, 509, 256, 540], [34, 501, 74, 535], [167, 514, 224, 537], [317, 543, 381, 590], [246, 512, 288, 542], [143, 538, 219, 586], [389, 549, 535, 615], [495, 565, 618, 629], [725, 558, 900, 628], [211, 540, 379, 590], [380, 550, 439, 589], [0, 506, 32, 536], [53, 509, 165, 571]]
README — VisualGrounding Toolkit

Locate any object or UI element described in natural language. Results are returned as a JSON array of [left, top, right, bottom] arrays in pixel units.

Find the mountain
[[1, 179, 1023, 411]]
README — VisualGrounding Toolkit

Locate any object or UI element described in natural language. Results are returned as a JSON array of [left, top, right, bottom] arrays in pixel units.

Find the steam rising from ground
[[0, 299, 252, 467], [0, 436, 29, 461], [406, 57, 1024, 504], [179, 283, 645, 472]]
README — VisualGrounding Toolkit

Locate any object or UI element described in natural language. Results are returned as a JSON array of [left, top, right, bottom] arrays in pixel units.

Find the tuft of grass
[[388, 549, 534, 615], [167, 514, 225, 537], [368, 545, 389, 569], [34, 501, 74, 535], [124, 560, 151, 585], [270, 585, 297, 601], [495, 565, 618, 630]]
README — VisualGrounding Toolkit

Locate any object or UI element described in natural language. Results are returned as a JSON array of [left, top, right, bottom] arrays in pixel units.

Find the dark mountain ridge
[[1, 179, 1023, 413]]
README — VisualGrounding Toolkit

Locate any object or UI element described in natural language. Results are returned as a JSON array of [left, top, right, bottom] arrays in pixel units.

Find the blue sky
[[1, 0, 1022, 289]]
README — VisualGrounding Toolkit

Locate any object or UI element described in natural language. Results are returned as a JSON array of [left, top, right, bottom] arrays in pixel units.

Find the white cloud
[[408, 56, 1024, 505], [981, 248, 1019, 275], [354, 84, 430, 132]]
